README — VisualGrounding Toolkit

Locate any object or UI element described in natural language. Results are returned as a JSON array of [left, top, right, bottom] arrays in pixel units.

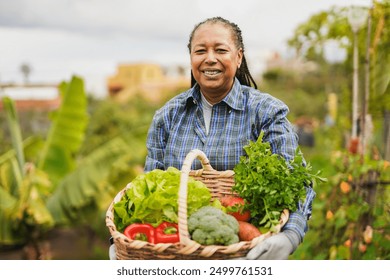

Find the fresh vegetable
[[123, 223, 155, 243], [219, 196, 251, 222], [187, 206, 239, 246], [123, 222, 180, 244], [113, 167, 211, 232], [233, 132, 326, 231], [155, 222, 179, 243], [237, 221, 261, 241]]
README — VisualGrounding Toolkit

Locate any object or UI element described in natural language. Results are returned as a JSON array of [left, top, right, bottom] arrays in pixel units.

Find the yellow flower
[[358, 242, 367, 253], [326, 210, 334, 220], [363, 225, 373, 244], [340, 181, 351, 194], [344, 239, 351, 247]]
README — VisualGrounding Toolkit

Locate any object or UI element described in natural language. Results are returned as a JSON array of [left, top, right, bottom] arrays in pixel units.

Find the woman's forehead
[[192, 22, 234, 44]]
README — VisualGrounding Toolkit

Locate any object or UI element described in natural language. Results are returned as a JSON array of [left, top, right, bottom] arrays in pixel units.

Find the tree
[[370, 1, 390, 159], [20, 63, 32, 84], [287, 1, 390, 158]]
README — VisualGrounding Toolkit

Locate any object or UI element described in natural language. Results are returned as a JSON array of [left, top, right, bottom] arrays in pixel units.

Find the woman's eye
[[216, 49, 228, 53], [194, 49, 206, 54]]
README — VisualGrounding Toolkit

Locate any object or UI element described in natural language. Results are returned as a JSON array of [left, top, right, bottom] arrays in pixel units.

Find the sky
[[0, 0, 372, 98]]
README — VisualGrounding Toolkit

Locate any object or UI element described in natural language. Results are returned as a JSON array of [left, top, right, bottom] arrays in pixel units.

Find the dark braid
[[187, 16, 257, 89]]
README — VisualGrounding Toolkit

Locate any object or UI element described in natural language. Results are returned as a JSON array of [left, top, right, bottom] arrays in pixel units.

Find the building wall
[[107, 63, 190, 103]]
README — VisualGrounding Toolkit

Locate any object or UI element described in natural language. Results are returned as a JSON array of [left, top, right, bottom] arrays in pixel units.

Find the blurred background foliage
[[0, 1, 389, 259]]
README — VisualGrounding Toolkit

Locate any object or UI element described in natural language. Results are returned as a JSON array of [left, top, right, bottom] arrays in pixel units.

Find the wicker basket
[[105, 149, 289, 260]]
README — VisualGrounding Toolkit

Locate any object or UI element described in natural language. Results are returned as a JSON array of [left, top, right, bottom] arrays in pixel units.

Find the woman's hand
[[245, 229, 300, 260]]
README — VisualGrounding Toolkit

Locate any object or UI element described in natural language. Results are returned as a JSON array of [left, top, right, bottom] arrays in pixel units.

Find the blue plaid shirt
[[145, 78, 315, 240]]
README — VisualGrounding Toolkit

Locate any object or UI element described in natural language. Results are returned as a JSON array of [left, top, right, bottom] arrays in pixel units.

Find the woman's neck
[[200, 86, 232, 105]]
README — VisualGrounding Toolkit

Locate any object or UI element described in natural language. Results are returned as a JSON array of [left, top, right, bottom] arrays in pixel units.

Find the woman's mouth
[[203, 70, 222, 77]]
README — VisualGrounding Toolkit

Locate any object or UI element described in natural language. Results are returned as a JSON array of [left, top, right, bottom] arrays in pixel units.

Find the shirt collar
[[186, 78, 245, 111]]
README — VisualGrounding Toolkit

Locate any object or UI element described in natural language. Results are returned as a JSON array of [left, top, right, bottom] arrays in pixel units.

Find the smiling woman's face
[[190, 22, 243, 103]]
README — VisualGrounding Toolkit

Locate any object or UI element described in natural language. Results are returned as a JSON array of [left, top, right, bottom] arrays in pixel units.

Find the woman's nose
[[205, 50, 217, 63]]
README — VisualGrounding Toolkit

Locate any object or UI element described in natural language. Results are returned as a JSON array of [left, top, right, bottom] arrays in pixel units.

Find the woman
[[110, 16, 315, 260], [144, 17, 315, 260]]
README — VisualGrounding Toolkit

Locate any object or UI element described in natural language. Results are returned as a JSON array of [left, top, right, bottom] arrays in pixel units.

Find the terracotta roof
[[0, 85, 61, 112], [0, 97, 61, 112]]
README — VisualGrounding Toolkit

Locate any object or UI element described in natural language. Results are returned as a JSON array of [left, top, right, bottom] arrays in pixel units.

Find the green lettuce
[[113, 167, 211, 232]]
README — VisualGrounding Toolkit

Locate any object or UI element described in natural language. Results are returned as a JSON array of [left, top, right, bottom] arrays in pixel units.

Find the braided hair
[[187, 17, 257, 89]]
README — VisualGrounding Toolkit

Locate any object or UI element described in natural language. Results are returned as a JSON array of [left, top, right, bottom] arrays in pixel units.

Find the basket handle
[[178, 149, 212, 245]]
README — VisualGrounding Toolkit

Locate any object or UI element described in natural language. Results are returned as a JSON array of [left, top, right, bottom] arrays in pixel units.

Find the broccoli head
[[187, 206, 239, 246]]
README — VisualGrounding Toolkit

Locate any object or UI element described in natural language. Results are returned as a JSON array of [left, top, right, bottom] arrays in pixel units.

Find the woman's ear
[[237, 48, 243, 68]]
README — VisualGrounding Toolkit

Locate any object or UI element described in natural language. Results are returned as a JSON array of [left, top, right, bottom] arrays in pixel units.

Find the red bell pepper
[[155, 222, 180, 244], [123, 223, 155, 243]]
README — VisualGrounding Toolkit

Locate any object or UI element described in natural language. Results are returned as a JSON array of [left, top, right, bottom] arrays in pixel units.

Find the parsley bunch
[[232, 133, 324, 231]]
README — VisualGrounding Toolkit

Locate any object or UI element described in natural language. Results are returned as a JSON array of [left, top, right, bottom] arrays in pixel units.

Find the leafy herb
[[232, 132, 326, 231]]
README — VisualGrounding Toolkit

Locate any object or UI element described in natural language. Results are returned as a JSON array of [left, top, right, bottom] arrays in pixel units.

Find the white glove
[[246, 229, 300, 260], [109, 244, 117, 260]]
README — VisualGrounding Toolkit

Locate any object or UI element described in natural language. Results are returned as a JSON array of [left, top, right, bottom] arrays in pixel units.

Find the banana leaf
[[0, 161, 55, 245], [2, 97, 25, 179], [46, 137, 131, 224], [37, 76, 89, 185]]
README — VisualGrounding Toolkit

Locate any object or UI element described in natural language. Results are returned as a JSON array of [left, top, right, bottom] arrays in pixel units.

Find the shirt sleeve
[[261, 100, 298, 163], [144, 111, 166, 172], [282, 186, 316, 240]]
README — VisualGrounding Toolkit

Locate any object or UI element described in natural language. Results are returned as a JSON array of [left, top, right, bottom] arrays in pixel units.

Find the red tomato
[[219, 196, 251, 221]]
